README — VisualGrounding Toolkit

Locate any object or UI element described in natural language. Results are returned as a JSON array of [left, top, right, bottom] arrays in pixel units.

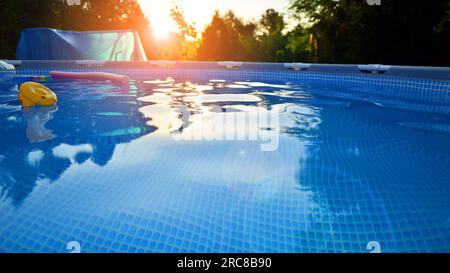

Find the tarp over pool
[[16, 28, 147, 61]]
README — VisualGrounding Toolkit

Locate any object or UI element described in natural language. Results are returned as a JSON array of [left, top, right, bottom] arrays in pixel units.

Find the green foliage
[[286, 26, 313, 62], [170, 5, 197, 39], [166, 5, 199, 60], [289, 0, 450, 65], [0, 0, 21, 58], [260, 9, 285, 34], [257, 9, 288, 62], [197, 11, 257, 61], [0, 0, 449, 65]]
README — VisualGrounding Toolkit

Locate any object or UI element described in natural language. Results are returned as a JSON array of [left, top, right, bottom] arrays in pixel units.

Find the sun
[[138, 0, 209, 40], [138, 0, 173, 39], [152, 18, 171, 39]]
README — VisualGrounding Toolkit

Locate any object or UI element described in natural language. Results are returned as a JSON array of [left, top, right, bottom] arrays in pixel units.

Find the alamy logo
[[367, 0, 381, 6], [367, 241, 382, 253], [66, 241, 81, 253], [170, 105, 280, 152], [333, 0, 381, 5], [63, 0, 81, 6]]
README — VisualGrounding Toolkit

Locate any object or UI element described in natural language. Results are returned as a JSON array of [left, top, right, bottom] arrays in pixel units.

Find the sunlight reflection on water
[[0, 76, 449, 253]]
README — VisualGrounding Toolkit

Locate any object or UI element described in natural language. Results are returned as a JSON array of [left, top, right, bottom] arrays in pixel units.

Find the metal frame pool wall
[[6, 61, 450, 109], [7, 60, 450, 79]]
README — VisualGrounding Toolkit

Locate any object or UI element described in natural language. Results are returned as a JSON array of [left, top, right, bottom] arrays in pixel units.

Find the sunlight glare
[[139, 0, 173, 39], [138, 0, 290, 39]]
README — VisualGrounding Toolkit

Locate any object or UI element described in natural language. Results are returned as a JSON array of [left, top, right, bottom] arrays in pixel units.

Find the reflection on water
[[0, 77, 449, 252], [23, 105, 58, 143], [0, 80, 149, 206]]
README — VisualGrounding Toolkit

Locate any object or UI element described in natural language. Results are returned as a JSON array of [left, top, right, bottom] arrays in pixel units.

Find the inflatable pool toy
[[49, 71, 129, 85], [0, 60, 16, 81], [19, 82, 57, 107]]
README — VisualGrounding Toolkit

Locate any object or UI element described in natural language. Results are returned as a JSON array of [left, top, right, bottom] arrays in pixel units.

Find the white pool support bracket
[[4, 60, 22, 67], [284, 63, 312, 71], [149, 60, 177, 68], [217, 61, 243, 69], [358, 64, 391, 74], [0, 60, 16, 81]]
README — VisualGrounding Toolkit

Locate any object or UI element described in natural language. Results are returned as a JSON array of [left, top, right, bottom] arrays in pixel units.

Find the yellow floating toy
[[19, 82, 57, 107]]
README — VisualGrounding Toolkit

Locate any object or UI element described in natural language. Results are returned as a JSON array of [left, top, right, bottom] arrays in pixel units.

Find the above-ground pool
[[0, 62, 449, 253]]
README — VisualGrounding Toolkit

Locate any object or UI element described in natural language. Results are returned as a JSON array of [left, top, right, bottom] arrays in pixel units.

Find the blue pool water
[[0, 71, 449, 253]]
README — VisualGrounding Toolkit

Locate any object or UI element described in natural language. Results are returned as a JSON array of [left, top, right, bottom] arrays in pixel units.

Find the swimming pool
[[0, 62, 449, 253]]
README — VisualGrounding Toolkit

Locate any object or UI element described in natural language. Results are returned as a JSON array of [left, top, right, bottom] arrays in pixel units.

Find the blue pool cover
[[16, 28, 147, 61], [0, 67, 449, 253]]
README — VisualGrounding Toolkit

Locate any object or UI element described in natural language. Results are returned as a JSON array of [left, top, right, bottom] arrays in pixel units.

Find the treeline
[[0, 0, 449, 66], [159, 8, 302, 62]]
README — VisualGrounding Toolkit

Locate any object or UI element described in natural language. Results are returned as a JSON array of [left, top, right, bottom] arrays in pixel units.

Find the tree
[[168, 4, 199, 60], [197, 11, 237, 61], [223, 11, 258, 61], [170, 5, 197, 40], [286, 25, 314, 62], [197, 10, 258, 61], [260, 8, 285, 34], [257, 9, 289, 62], [0, 0, 21, 58], [289, 0, 450, 65]]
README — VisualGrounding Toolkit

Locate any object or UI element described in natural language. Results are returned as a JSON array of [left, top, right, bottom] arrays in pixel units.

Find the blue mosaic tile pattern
[[16, 67, 450, 109], [0, 70, 449, 253]]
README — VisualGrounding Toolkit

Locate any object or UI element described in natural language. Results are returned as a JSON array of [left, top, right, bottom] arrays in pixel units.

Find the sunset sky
[[138, 0, 291, 38]]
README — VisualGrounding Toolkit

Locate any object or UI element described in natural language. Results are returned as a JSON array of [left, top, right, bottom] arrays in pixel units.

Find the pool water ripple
[[0, 76, 449, 253]]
